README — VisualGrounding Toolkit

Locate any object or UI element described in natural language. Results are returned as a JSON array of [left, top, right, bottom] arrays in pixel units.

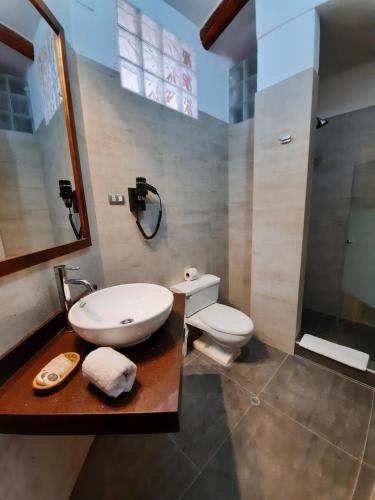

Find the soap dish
[[32, 352, 80, 391]]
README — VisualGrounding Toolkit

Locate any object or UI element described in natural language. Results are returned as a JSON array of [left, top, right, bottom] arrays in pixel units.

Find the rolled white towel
[[82, 347, 137, 398]]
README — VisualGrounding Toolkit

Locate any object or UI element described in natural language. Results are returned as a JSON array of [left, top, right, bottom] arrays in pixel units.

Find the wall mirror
[[0, 0, 91, 277]]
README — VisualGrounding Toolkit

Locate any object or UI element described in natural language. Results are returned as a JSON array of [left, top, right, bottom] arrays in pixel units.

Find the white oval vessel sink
[[68, 283, 174, 347]]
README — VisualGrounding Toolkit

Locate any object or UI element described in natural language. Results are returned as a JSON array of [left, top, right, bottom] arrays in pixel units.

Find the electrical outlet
[[108, 193, 125, 205]]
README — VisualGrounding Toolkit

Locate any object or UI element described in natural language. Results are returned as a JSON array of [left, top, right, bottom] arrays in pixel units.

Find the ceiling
[[0, 0, 41, 41], [210, 2, 256, 62], [0, 0, 41, 77], [0, 44, 32, 77], [164, 0, 256, 63], [164, 0, 221, 27], [318, 0, 375, 77]]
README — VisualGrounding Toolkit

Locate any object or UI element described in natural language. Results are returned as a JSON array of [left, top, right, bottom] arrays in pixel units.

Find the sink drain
[[120, 318, 134, 325]]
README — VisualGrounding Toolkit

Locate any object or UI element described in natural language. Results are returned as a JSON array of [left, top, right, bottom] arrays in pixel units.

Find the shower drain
[[120, 318, 134, 325]]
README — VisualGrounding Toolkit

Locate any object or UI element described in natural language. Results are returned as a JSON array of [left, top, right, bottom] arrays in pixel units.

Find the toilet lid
[[199, 304, 254, 336]]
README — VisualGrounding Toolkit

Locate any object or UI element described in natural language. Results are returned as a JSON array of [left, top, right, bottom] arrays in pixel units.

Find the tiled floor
[[71, 337, 375, 500]]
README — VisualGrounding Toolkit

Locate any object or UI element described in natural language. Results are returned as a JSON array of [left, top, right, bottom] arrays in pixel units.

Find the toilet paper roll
[[184, 267, 200, 281]]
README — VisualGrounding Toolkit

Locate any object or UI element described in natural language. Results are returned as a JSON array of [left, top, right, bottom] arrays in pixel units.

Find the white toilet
[[171, 274, 254, 366]]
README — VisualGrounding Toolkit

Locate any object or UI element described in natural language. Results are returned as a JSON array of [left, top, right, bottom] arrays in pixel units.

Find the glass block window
[[37, 29, 62, 125], [229, 56, 257, 124], [0, 73, 33, 133], [117, 0, 198, 118]]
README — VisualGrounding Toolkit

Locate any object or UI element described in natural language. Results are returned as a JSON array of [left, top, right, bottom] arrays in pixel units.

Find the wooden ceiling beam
[[200, 0, 249, 50], [0, 24, 34, 61]]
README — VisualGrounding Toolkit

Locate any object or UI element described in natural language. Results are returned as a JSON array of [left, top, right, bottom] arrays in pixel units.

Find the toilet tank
[[171, 274, 220, 317]]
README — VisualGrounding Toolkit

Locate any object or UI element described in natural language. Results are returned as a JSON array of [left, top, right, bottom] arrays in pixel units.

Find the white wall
[[27, 18, 50, 129], [69, 0, 231, 121], [256, 0, 328, 39], [24, 0, 232, 123], [318, 61, 375, 118], [27, 0, 72, 129], [256, 0, 322, 91]]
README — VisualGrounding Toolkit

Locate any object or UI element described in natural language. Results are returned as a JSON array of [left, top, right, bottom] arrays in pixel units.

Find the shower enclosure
[[301, 106, 375, 372]]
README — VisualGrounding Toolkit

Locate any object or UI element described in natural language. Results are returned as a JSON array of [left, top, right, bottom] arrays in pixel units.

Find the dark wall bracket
[[128, 178, 162, 240], [128, 187, 146, 214]]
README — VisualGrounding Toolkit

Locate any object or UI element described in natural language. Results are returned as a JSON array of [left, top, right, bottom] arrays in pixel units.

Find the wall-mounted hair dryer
[[128, 177, 162, 240], [59, 179, 82, 240]]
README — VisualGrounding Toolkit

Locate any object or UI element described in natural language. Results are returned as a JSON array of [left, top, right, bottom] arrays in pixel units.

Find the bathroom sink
[[68, 284, 174, 347]]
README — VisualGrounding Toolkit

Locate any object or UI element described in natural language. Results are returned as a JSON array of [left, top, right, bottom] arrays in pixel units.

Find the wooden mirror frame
[[0, 0, 91, 277]]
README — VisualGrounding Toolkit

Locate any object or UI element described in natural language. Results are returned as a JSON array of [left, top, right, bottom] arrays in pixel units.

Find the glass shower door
[[341, 161, 375, 361]]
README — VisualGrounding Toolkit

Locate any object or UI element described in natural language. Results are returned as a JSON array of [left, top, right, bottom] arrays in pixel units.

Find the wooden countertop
[[0, 294, 184, 435]]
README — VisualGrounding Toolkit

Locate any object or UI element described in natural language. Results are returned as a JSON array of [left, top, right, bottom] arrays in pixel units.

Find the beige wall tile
[[0, 434, 93, 500], [228, 119, 254, 315], [77, 55, 229, 297], [251, 68, 318, 353]]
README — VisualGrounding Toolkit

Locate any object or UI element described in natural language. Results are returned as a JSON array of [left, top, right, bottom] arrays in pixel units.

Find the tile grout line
[[256, 353, 289, 397], [167, 433, 203, 500], [294, 353, 375, 391], [178, 353, 256, 467], [262, 399, 362, 463], [179, 350, 259, 498], [178, 470, 203, 500], [175, 353, 255, 490], [195, 349, 290, 400], [361, 460, 375, 471], [183, 352, 198, 368], [349, 390, 374, 500], [193, 351, 258, 396], [181, 390, 368, 500], [181, 386, 367, 499], [361, 390, 374, 461], [178, 405, 254, 500], [189, 352, 243, 386], [200, 402, 254, 469], [167, 433, 202, 474], [179, 348, 371, 498]]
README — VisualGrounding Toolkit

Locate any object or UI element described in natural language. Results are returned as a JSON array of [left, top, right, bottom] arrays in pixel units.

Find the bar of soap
[[33, 352, 80, 391]]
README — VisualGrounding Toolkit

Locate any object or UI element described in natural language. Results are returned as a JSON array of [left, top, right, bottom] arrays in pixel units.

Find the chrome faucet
[[54, 265, 96, 319], [64, 278, 96, 293]]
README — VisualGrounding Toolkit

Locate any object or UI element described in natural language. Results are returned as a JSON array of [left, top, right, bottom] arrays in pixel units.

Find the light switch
[[108, 193, 126, 205]]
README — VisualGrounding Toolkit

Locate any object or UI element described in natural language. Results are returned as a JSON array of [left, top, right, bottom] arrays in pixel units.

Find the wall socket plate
[[108, 193, 125, 205]]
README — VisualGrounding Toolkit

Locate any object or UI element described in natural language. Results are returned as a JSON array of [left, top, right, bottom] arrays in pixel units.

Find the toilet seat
[[171, 273, 255, 366], [198, 303, 253, 336]]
